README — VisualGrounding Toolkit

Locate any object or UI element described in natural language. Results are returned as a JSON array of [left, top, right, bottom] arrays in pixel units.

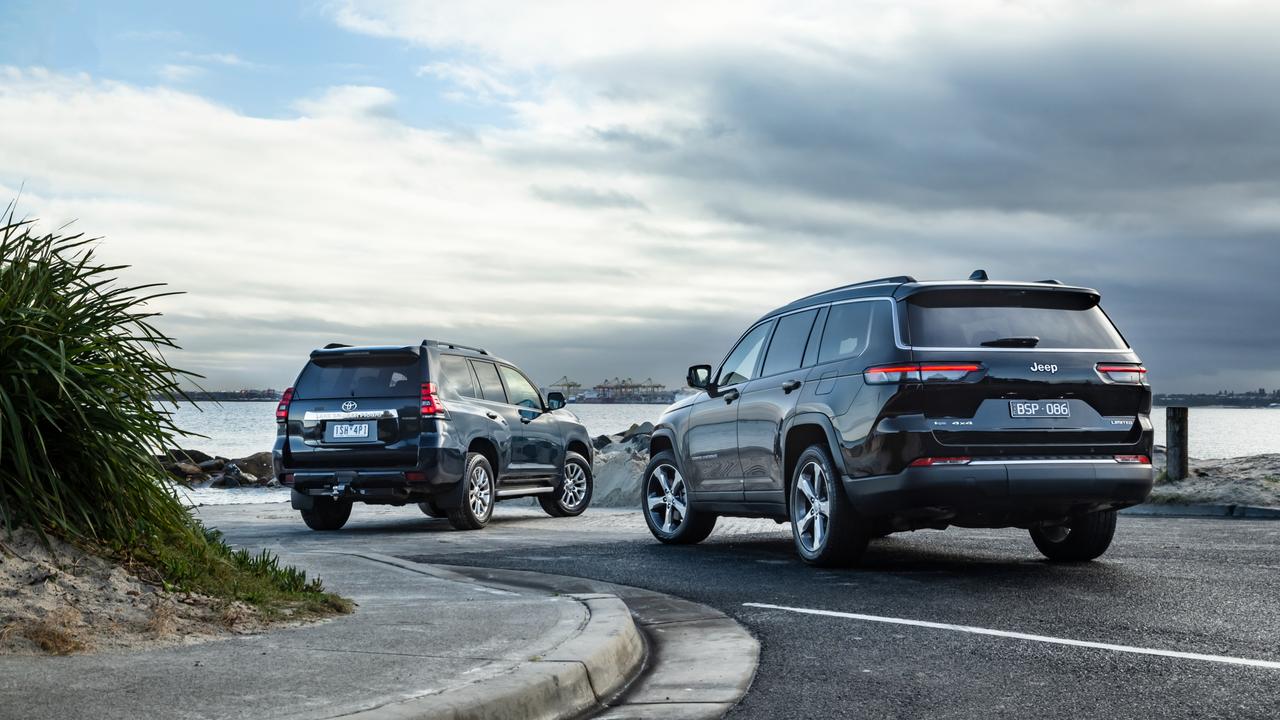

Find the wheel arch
[[780, 413, 847, 506]]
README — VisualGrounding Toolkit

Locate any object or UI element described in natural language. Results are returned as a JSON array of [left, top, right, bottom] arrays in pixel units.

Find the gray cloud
[[530, 184, 648, 211]]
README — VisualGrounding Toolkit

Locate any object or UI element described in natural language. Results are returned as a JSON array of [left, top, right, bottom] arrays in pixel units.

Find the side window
[[470, 361, 507, 403], [819, 302, 876, 363], [717, 321, 774, 388], [802, 306, 829, 367], [762, 310, 818, 377], [498, 366, 542, 409], [439, 355, 479, 399]]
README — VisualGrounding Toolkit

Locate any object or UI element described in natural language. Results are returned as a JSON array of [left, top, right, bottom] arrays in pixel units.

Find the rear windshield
[[906, 290, 1127, 350], [295, 354, 420, 398]]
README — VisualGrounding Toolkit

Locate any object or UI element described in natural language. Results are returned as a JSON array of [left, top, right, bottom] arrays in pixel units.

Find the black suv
[[643, 273, 1153, 566], [273, 340, 594, 531]]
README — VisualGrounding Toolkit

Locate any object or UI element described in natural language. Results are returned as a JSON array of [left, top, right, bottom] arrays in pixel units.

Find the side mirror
[[546, 391, 566, 410], [687, 364, 713, 390]]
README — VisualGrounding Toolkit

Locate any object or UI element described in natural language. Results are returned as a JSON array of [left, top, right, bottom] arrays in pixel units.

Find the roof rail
[[1037, 279, 1063, 285], [424, 339, 489, 355], [322, 343, 351, 349], [793, 275, 917, 303]]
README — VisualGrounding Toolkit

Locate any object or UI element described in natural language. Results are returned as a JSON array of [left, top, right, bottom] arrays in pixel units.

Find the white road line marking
[[742, 603, 1280, 670]]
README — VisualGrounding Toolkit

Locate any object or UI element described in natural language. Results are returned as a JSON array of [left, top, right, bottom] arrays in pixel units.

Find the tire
[[300, 498, 353, 531], [418, 501, 447, 519], [1030, 510, 1117, 562], [642, 450, 716, 544], [539, 451, 593, 517], [447, 453, 496, 530], [789, 445, 868, 567]]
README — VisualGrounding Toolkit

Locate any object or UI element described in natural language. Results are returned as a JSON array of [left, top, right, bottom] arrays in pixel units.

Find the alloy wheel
[[468, 464, 492, 518], [792, 461, 831, 553], [560, 462, 589, 509], [646, 463, 688, 534]]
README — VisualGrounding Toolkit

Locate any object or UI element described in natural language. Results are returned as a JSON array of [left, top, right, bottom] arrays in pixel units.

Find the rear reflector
[[866, 363, 982, 384], [1096, 364, 1147, 384], [1114, 455, 1151, 464], [404, 471, 427, 482], [275, 387, 294, 422], [280, 473, 295, 485], [420, 382, 447, 418], [909, 456, 972, 467]]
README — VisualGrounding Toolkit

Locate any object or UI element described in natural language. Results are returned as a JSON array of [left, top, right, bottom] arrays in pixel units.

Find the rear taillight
[[865, 363, 982, 384], [420, 382, 447, 418], [275, 387, 294, 423], [1096, 363, 1147, 384], [909, 457, 972, 466], [1114, 455, 1151, 464], [280, 473, 295, 485]]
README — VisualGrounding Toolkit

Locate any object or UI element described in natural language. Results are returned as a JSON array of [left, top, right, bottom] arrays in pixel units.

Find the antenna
[[968, 269, 989, 281]]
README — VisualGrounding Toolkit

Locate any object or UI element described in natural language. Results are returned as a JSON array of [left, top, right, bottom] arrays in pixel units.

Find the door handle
[[723, 389, 740, 404], [782, 380, 802, 394], [486, 412, 499, 420], [520, 416, 532, 424]]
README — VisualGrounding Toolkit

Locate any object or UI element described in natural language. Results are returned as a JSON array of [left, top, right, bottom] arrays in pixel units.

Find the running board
[[496, 486, 555, 498]]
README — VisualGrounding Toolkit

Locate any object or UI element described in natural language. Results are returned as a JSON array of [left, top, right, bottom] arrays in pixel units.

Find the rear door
[[287, 350, 423, 468], [904, 287, 1148, 452], [737, 309, 818, 497]]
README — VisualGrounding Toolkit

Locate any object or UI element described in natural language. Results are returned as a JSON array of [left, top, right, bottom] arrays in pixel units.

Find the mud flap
[[291, 489, 315, 510]]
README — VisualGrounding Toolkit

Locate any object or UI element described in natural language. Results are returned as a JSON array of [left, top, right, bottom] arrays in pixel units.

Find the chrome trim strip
[[495, 486, 556, 498], [967, 459, 1133, 465], [908, 346, 1133, 353], [303, 409, 397, 421]]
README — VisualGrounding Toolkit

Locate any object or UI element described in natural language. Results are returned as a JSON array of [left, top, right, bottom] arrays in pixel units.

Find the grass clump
[[0, 204, 348, 618]]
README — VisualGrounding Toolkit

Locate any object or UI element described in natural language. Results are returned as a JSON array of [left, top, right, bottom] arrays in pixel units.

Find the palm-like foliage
[[0, 205, 345, 612]]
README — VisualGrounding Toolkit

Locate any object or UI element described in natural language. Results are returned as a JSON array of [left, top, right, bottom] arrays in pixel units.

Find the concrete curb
[[327, 553, 646, 720], [1121, 503, 1280, 519], [434, 564, 760, 720]]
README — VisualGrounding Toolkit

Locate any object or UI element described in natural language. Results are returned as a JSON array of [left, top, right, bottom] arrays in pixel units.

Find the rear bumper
[[282, 445, 466, 508], [842, 459, 1154, 528]]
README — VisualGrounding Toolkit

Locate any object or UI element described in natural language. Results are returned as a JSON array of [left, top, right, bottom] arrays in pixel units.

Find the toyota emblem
[[342, 400, 358, 412]]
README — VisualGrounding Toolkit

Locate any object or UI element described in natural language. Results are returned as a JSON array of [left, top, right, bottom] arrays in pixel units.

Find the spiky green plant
[[0, 204, 347, 615]]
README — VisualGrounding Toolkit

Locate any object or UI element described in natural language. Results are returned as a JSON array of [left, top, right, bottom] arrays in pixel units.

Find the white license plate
[[332, 422, 371, 439], [1009, 401, 1071, 418]]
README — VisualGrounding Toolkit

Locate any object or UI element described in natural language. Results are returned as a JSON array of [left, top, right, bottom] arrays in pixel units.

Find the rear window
[[295, 354, 420, 398], [906, 290, 1127, 350]]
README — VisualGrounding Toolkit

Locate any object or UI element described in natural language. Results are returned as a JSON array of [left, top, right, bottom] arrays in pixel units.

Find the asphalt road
[[202, 503, 1280, 720]]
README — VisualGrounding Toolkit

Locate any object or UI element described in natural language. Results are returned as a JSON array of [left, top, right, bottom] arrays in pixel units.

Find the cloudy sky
[[2, 0, 1278, 393]]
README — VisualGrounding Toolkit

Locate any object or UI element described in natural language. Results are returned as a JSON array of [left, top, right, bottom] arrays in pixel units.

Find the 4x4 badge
[[342, 400, 358, 412]]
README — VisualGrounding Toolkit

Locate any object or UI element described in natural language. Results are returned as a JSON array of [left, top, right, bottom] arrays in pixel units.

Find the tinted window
[[470, 361, 506, 402], [718, 321, 774, 387], [498, 365, 542, 409], [907, 290, 1127, 349], [439, 355, 478, 399], [295, 354, 419, 399], [762, 310, 817, 376], [819, 302, 876, 363]]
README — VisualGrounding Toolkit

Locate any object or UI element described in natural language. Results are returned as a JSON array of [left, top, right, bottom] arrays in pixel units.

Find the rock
[[592, 434, 614, 451], [174, 462, 203, 477], [161, 449, 213, 465], [198, 458, 225, 472], [265, 478, 281, 488], [211, 473, 240, 489], [591, 451, 647, 508], [229, 452, 274, 482], [620, 422, 655, 440]]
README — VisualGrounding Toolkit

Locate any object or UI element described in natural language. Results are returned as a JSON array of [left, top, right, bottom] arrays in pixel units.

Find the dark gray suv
[[643, 273, 1154, 566], [274, 340, 594, 531]]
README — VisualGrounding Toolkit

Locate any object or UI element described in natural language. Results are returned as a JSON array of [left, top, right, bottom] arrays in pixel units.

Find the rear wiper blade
[[980, 336, 1040, 348]]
